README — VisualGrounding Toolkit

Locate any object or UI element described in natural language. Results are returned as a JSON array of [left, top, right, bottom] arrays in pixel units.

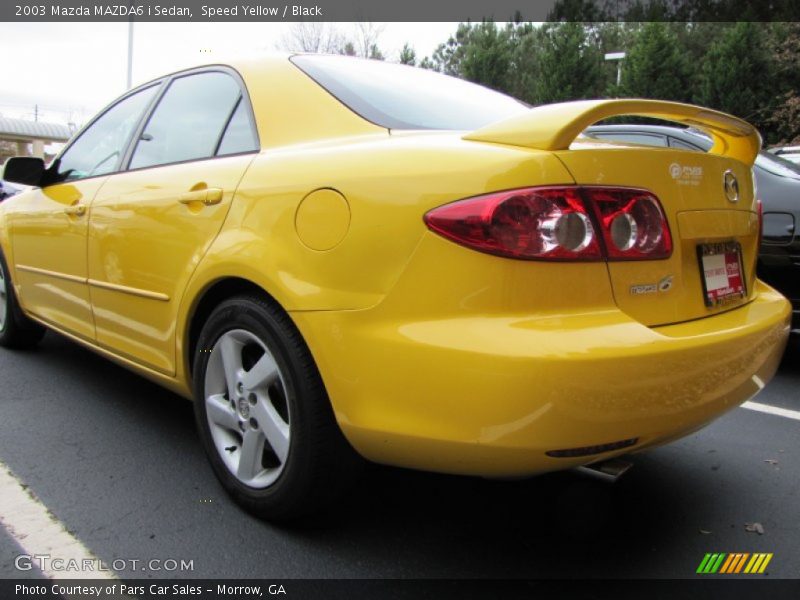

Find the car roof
[[72, 53, 386, 154]]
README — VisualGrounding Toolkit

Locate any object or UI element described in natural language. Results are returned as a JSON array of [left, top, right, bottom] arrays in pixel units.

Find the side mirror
[[3, 157, 46, 187]]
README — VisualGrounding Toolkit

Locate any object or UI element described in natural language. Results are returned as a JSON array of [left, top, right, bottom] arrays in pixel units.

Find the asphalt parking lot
[[0, 331, 798, 582]]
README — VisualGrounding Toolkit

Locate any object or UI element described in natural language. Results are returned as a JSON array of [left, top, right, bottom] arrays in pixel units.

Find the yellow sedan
[[0, 54, 790, 520]]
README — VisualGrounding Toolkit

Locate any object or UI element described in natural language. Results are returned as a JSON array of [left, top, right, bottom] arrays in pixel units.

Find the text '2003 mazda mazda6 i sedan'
[[0, 55, 791, 520]]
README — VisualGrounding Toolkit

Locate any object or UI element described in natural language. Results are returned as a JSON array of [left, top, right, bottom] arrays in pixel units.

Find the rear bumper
[[293, 281, 790, 477]]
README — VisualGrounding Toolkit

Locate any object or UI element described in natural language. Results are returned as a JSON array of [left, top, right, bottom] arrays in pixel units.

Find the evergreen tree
[[368, 44, 385, 61], [697, 22, 773, 123], [620, 22, 689, 102], [506, 21, 540, 102], [459, 21, 513, 92], [418, 56, 437, 70], [339, 42, 357, 57], [399, 43, 416, 66], [534, 22, 604, 104], [431, 23, 473, 75]]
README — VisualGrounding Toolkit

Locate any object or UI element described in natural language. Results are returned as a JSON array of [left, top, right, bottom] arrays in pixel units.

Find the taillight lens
[[424, 186, 672, 261], [424, 187, 601, 260], [584, 188, 672, 260]]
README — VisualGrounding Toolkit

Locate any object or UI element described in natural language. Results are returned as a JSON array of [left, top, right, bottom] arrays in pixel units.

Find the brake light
[[424, 186, 672, 261], [424, 187, 601, 260], [583, 188, 672, 260]]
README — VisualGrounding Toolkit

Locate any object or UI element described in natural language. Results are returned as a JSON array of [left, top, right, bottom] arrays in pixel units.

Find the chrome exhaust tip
[[575, 457, 634, 482]]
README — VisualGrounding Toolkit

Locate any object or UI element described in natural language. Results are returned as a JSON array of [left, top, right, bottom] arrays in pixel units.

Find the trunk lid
[[464, 99, 761, 327], [557, 144, 758, 326]]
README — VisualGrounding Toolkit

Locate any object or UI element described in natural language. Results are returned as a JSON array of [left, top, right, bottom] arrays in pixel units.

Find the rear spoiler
[[463, 99, 761, 165]]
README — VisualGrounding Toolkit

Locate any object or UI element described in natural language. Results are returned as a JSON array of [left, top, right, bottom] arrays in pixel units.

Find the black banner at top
[[3, 0, 800, 22]]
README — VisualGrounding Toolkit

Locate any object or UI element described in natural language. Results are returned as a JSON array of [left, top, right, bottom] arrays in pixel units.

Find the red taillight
[[424, 187, 602, 260], [424, 186, 672, 262], [583, 188, 672, 260]]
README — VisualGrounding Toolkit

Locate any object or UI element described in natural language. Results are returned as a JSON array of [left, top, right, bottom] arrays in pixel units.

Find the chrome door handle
[[178, 188, 223, 206], [64, 204, 86, 216]]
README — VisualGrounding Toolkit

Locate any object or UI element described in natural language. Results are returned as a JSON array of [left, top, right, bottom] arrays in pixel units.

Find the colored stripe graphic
[[710, 553, 726, 573], [734, 553, 750, 573], [748, 554, 764, 573], [697, 553, 727, 573], [697, 554, 713, 574], [759, 554, 773, 573], [699, 553, 772, 574], [719, 554, 736, 574]]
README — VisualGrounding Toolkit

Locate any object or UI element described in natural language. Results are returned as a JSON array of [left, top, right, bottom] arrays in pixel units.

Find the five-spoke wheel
[[193, 294, 362, 521], [204, 329, 291, 488]]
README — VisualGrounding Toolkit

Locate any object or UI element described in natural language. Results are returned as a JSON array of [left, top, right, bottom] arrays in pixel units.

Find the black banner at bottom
[[3, 579, 800, 600]]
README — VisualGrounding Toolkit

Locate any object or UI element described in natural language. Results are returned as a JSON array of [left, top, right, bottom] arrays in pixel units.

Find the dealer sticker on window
[[697, 242, 746, 308]]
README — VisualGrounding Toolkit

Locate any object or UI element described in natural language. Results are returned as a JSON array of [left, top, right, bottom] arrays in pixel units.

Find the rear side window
[[217, 98, 258, 156], [291, 55, 528, 130], [130, 71, 243, 170], [56, 85, 158, 182]]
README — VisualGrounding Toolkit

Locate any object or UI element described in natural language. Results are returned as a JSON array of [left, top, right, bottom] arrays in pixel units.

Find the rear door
[[87, 68, 259, 374]]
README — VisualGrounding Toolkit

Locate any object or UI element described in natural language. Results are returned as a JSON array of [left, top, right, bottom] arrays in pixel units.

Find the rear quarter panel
[[185, 134, 577, 313]]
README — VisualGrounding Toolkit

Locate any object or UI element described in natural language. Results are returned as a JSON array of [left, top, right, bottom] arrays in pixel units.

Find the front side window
[[55, 85, 158, 182], [130, 71, 242, 170]]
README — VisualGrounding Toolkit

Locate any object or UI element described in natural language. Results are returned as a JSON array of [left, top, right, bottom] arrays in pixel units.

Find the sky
[[0, 22, 459, 129]]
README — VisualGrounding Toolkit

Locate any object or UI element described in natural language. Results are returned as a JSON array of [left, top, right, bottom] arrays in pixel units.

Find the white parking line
[[0, 461, 115, 580], [741, 401, 800, 422]]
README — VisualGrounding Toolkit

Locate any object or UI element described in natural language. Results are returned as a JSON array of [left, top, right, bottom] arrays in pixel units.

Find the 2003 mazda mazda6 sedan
[[0, 54, 791, 519]]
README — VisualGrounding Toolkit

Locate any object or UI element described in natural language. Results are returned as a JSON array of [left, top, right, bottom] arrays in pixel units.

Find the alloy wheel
[[203, 329, 291, 488]]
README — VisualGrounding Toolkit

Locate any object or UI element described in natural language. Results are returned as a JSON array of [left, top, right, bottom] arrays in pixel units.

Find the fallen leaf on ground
[[745, 522, 765, 535]]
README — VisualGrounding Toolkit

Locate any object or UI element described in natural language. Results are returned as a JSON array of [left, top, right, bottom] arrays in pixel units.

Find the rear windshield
[[291, 54, 529, 131]]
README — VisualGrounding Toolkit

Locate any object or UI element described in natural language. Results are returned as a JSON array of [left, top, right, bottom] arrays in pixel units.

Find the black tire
[[192, 294, 363, 521], [0, 249, 46, 349]]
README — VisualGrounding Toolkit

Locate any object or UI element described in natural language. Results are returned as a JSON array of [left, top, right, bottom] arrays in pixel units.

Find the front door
[[8, 84, 160, 340]]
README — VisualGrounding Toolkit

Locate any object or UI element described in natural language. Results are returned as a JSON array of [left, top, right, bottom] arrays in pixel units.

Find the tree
[[399, 43, 416, 66], [505, 22, 540, 102], [281, 22, 342, 54], [620, 22, 690, 101], [418, 56, 437, 70], [368, 44, 385, 61], [353, 22, 386, 60], [458, 21, 513, 92], [763, 22, 800, 144], [339, 41, 357, 57], [431, 23, 473, 76], [696, 22, 773, 123], [534, 22, 604, 104]]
